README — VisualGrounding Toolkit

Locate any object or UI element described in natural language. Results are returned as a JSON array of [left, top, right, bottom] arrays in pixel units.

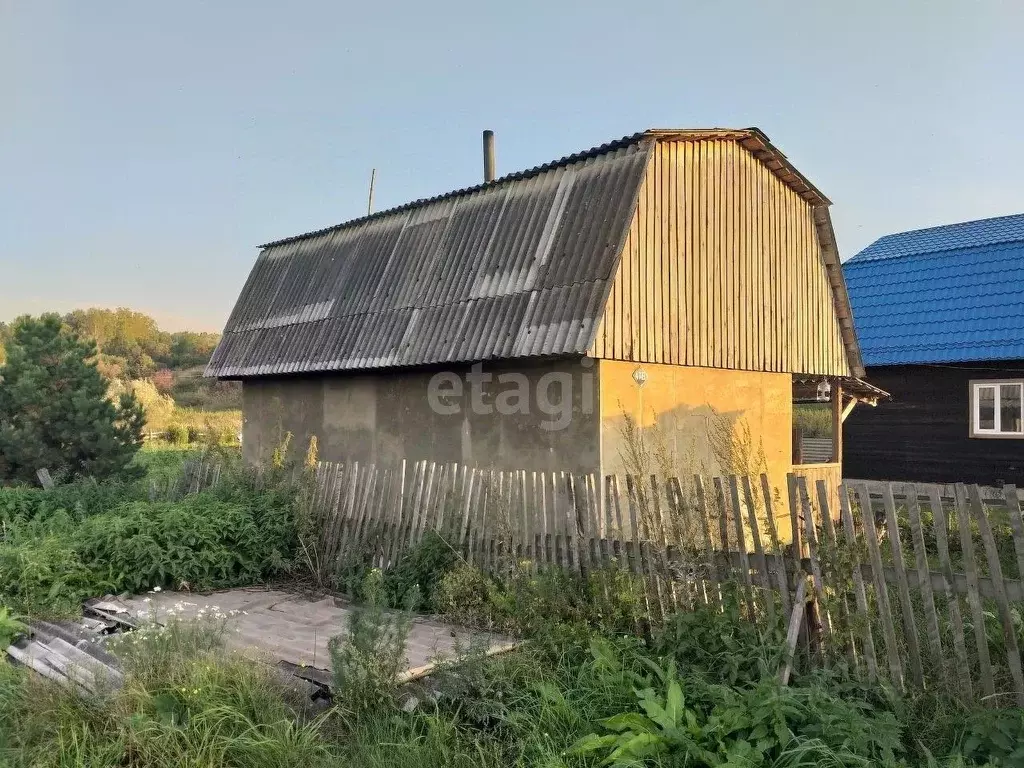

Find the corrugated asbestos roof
[[208, 128, 832, 378], [844, 214, 1024, 365]]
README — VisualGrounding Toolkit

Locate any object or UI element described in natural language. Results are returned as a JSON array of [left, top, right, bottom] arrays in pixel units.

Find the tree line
[[0, 308, 220, 378]]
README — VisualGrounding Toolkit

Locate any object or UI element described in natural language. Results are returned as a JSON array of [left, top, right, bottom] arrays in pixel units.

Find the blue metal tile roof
[[844, 214, 1024, 365]]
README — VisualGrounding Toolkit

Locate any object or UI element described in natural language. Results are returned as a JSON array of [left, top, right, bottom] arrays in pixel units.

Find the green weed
[[328, 569, 415, 719]]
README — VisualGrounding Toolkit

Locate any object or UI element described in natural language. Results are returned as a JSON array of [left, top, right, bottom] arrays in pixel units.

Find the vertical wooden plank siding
[[590, 138, 850, 375]]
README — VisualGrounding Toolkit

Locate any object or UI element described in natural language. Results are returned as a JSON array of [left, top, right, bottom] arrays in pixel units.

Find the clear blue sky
[[2, 1, 1022, 332]]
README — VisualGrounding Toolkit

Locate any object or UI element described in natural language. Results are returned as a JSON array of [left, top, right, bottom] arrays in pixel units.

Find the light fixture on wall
[[632, 367, 648, 387], [816, 379, 832, 403]]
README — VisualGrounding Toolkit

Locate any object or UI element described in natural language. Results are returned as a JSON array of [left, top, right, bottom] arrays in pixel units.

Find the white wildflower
[[152, 586, 162, 593]]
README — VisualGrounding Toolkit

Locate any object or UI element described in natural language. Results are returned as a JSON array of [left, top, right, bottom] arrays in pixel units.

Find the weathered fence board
[[283, 457, 1024, 708]]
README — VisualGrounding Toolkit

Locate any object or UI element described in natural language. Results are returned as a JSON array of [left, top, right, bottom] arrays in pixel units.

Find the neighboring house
[[208, 128, 881, 493], [843, 213, 1024, 485]]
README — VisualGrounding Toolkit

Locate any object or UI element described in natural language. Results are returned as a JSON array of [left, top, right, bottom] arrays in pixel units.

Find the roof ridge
[[258, 126, 829, 250], [849, 212, 1024, 264], [878, 211, 1024, 241]]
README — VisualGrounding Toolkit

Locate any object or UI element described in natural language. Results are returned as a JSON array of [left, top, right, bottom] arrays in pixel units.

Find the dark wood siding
[[843, 362, 1024, 485]]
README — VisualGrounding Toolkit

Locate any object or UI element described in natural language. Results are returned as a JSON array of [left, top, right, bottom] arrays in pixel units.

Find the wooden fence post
[[954, 483, 994, 701], [928, 485, 973, 701], [816, 479, 855, 670], [839, 483, 878, 682], [855, 483, 905, 691], [780, 577, 808, 686], [881, 483, 924, 688], [727, 476, 756, 622], [760, 474, 790, 619], [797, 476, 831, 648], [742, 476, 775, 627], [905, 483, 946, 685], [694, 476, 721, 610]]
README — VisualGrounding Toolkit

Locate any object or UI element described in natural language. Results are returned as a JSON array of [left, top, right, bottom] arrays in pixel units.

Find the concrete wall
[[242, 357, 601, 474], [598, 360, 793, 496], [242, 357, 797, 494]]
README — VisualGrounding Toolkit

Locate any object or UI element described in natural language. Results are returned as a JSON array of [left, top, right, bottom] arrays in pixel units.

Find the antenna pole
[[367, 168, 376, 215]]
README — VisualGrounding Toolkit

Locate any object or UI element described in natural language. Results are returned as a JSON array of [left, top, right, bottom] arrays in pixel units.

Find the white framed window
[[971, 380, 1024, 438]]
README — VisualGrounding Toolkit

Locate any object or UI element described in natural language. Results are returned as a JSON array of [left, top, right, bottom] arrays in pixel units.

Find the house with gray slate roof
[[208, 128, 881, 492]]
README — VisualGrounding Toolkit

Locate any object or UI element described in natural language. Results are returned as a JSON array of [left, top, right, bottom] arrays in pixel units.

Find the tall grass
[[0, 619, 332, 768], [0, 602, 1016, 767]]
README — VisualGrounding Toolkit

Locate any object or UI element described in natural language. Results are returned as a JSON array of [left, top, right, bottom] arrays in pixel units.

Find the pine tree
[[0, 314, 145, 484]]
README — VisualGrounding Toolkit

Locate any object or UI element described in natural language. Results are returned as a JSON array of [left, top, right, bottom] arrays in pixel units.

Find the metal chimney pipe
[[482, 130, 495, 183]]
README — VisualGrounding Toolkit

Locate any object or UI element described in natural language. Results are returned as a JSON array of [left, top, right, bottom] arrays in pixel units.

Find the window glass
[[1000, 383, 1022, 433], [978, 386, 996, 431]]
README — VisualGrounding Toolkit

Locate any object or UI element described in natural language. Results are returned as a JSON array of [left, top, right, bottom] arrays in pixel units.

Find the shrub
[[436, 563, 496, 628], [0, 478, 146, 524], [167, 423, 189, 446], [436, 561, 647, 635], [382, 531, 459, 611], [652, 600, 783, 686], [0, 527, 96, 615], [76, 494, 296, 593], [328, 570, 414, 718], [958, 708, 1024, 766], [107, 378, 176, 430], [569, 642, 906, 766]]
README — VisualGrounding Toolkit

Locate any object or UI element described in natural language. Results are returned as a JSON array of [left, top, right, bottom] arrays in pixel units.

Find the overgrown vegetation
[[1, 424, 1022, 765], [329, 570, 416, 716], [0, 444, 298, 617], [2, 585, 1019, 767], [0, 616, 332, 767]]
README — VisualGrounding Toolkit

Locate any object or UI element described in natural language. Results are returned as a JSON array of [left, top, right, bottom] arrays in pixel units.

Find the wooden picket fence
[[170, 455, 1024, 706], [149, 456, 224, 500]]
